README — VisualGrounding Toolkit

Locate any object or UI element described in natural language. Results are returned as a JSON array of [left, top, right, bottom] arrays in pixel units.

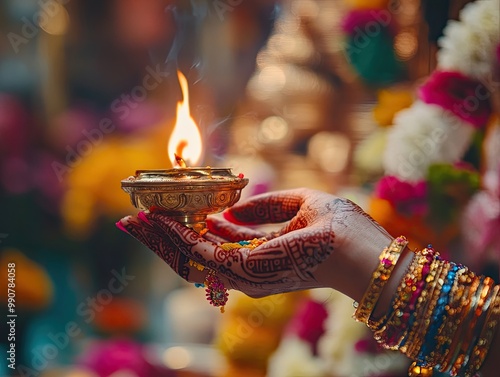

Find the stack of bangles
[[189, 238, 267, 313], [353, 236, 500, 377]]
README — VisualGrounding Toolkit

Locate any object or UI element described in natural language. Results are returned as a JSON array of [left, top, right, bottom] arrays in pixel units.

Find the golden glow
[[394, 31, 418, 61], [168, 71, 203, 166], [38, 3, 69, 35], [258, 116, 290, 143], [163, 346, 191, 370], [308, 132, 350, 173]]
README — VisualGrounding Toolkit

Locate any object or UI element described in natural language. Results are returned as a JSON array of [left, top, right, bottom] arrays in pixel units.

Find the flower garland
[[268, 2, 499, 377], [369, 0, 499, 253], [340, 0, 404, 86]]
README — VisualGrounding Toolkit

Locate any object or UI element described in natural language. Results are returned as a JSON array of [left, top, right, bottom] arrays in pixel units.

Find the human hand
[[117, 188, 393, 300]]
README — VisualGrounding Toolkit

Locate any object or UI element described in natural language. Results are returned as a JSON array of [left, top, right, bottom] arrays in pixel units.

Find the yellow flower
[[343, 0, 390, 9], [215, 291, 307, 372], [373, 88, 413, 127], [61, 120, 173, 238], [1, 249, 53, 310]]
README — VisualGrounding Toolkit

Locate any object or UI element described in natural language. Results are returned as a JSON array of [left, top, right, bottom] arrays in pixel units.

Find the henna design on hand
[[121, 216, 191, 281], [225, 190, 304, 224], [206, 217, 267, 242], [119, 188, 391, 298]]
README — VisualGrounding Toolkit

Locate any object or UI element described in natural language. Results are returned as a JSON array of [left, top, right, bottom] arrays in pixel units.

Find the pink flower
[[375, 176, 428, 216], [285, 299, 328, 354], [462, 166, 500, 272], [341, 9, 395, 36], [354, 336, 384, 354], [418, 71, 492, 128], [77, 339, 151, 377]]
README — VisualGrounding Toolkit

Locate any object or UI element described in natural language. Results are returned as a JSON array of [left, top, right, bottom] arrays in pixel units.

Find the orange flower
[[215, 292, 306, 372], [61, 120, 173, 238], [0, 249, 53, 310], [368, 197, 459, 253], [93, 298, 147, 335], [343, 0, 390, 9], [373, 88, 413, 127]]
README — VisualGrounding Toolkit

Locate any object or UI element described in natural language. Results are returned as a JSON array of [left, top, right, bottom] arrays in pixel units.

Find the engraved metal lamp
[[121, 71, 249, 233]]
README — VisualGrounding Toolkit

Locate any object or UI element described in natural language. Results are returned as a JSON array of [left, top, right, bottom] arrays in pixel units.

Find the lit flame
[[168, 71, 203, 167]]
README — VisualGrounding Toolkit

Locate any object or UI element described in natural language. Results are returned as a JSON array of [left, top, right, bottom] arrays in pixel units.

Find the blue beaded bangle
[[416, 263, 459, 366]]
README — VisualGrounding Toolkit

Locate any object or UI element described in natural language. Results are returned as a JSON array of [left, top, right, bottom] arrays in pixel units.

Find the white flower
[[349, 351, 409, 377], [267, 337, 327, 377], [317, 292, 367, 377], [354, 127, 389, 178], [437, 0, 499, 79], [460, 0, 499, 37], [383, 102, 474, 182]]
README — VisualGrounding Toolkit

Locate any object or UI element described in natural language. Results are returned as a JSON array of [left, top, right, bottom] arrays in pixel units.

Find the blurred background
[[0, 1, 498, 377]]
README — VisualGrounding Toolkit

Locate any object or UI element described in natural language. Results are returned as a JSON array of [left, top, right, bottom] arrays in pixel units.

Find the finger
[[145, 213, 255, 282], [117, 214, 205, 284], [135, 211, 246, 290], [223, 188, 308, 225], [206, 216, 268, 241], [201, 230, 228, 244], [144, 212, 227, 266]]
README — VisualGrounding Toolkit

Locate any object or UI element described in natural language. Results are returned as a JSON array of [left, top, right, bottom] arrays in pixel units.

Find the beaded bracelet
[[398, 247, 440, 353], [353, 236, 408, 325], [400, 253, 442, 354], [373, 251, 434, 349], [407, 260, 454, 377], [451, 277, 496, 375], [408, 260, 451, 362], [438, 272, 482, 373], [442, 275, 484, 375], [432, 265, 472, 369], [369, 250, 419, 334], [365, 238, 500, 377], [419, 262, 461, 366]]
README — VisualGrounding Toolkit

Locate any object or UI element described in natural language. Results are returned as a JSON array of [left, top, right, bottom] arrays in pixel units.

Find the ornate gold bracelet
[[353, 236, 408, 325]]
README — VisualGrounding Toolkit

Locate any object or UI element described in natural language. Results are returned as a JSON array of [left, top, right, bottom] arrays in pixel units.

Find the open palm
[[118, 188, 392, 299]]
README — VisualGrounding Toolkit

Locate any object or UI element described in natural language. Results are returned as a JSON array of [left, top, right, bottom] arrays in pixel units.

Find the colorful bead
[[408, 362, 433, 377], [205, 269, 228, 313], [189, 259, 205, 271]]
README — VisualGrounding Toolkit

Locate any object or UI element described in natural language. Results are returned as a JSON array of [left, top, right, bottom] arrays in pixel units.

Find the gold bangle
[[400, 256, 442, 356], [353, 236, 408, 325], [373, 251, 430, 349], [407, 260, 451, 361], [438, 272, 481, 373], [431, 266, 471, 368], [463, 285, 500, 376], [451, 277, 495, 375]]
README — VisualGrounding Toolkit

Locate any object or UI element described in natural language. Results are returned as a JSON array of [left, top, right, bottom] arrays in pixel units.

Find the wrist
[[324, 230, 393, 302]]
